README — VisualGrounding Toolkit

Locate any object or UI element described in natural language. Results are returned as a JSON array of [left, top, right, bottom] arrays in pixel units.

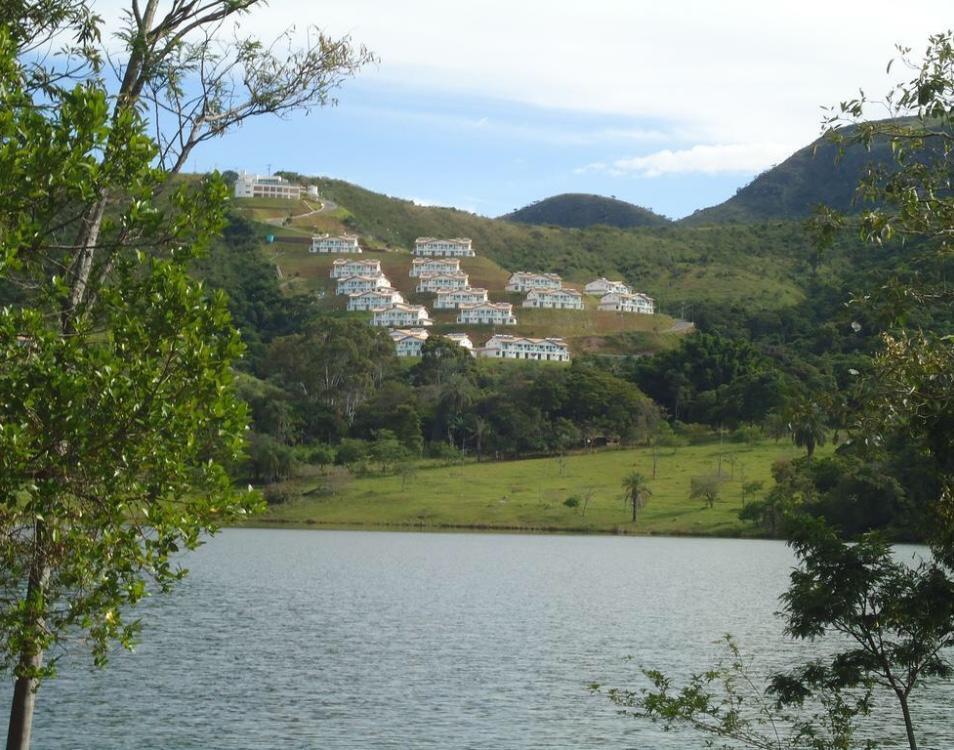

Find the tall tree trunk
[[898, 691, 918, 750], [6, 535, 50, 750]]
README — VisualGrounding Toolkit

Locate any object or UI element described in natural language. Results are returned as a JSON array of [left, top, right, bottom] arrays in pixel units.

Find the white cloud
[[94, 1, 951, 154], [585, 142, 794, 178]]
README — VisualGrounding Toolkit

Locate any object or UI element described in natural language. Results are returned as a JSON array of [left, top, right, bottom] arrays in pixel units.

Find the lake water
[[5, 530, 951, 749]]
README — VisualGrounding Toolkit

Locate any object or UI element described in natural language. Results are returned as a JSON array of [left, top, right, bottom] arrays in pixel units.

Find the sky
[[98, 1, 952, 219]]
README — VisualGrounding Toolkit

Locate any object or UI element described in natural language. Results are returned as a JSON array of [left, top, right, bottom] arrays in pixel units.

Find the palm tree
[[622, 471, 652, 523], [786, 399, 828, 459]]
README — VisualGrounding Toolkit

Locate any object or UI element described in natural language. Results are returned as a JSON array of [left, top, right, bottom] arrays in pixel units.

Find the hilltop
[[680, 119, 918, 225], [500, 193, 671, 229]]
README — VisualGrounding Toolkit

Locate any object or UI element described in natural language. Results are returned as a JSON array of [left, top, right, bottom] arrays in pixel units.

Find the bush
[[425, 441, 462, 461], [263, 485, 293, 505], [730, 424, 763, 444], [563, 496, 581, 508], [335, 438, 369, 466], [673, 421, 715, 445], [246, 433, 295, 484], [306, 443, 336, 467]]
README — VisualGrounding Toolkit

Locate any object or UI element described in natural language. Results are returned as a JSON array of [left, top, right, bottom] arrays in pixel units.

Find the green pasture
[[256, 438, 824, 536]]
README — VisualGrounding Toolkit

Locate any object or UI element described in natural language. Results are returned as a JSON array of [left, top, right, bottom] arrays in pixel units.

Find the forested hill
[[500, 193, 671, 229], [680, 121, 908, 226]]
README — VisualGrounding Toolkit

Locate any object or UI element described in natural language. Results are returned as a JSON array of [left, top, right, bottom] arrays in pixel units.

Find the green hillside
[[236, 178, 814, 316], [500, 193, 671, 229], [263, 242, 676, 355], [680, 120, 919, 225]]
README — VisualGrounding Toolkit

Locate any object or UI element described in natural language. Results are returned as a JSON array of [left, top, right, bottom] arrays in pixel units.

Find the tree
[[690, 475, 722, 509], [622, 472, 652, 523], [786, 398, 828, 459], [602, 31, 954, 750], [1, 3, 373, 746], [780, 518, 954, 750]]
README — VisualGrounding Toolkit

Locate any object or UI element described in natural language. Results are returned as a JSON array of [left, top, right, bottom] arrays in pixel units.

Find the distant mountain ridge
[[680, 120, 924, 225], [500, 193, 671, 229]]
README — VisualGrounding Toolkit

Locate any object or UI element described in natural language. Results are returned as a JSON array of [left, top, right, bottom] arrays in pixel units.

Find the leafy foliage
[[501, 193, 671, 229]]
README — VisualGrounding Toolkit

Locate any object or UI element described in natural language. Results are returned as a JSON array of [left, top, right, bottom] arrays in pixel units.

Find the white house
[[477, 335, 570, 362], [330, 258, 381, 278], [598, 291, 655, 314], [505, 271, 563, 292], [433, 287, 489, 309], [233, 172, 301, 200], [371, 303, 433, 327], [336, 274, 389, 295], [585, 277, 631, 296], [409, 258, 461, 277], [311, 234, 362, 254], [457, 302, 517, 326], [347, 287, 404, 311], [416, 272, 470, 293], [522, 288, 584, 310], [444, 333, 474, 352], [413, 237, 475, 257], [389, 328, 430, 357]]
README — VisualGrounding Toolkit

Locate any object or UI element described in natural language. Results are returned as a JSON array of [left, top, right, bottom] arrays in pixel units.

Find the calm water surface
[[6, 530, 951, 749]]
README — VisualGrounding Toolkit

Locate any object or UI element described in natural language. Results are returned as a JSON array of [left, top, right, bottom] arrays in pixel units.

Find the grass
[[254, 438, 826, 536]]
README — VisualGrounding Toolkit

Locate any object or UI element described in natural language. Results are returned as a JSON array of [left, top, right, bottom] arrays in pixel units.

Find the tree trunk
[[6, 537, 50, 750], [6, 653, 43, 750], [898, 692, 918, 750]]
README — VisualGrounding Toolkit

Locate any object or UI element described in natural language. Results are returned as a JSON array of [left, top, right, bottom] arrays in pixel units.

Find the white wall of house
[[330, 259, 381, 278], [389, 328, 429, 357], [598, 292, 655, 314], [312, 234, 361, 253], [409, 258, 461, 277], [234, 172, 302, 200], [416, 272, 470, 292], [457, 303, 517, 325], [347, 288, 404, 311], [522, 289, 583, 309], [371, 304, 433, 327], [585, 277, 630, 295], [413, 237, 475, 257], [478, 335, 570, 362], [336, 274, 389, 295], [505, 272, 563, 292], [433, 288, 489, 309]]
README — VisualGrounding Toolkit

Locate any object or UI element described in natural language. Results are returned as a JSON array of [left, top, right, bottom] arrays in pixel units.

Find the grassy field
[[255, 438, 824, 536]]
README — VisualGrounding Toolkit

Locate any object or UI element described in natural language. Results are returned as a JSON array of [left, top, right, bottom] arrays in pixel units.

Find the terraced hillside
[[263, 240, 676, 355], [233, 181, 813, 319]]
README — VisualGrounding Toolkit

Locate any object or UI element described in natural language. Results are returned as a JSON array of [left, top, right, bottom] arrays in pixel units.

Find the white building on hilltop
[[330, 258, 381, 278], [522, 288, 583, 310], [336, 274, 389, 296], [433, 288, 489, 309], [598, 291, 655, 314], [371, 304, 433, 327], [347, 287, 404, 311], [477, 335, 570, 362], [413, 237, 475, 257], [457, 302, 517, 326], [233, 172, 302, 200], [389, 328, 430, 357], [312, 234, 361, 254], [409, 258, 461, 277], [416, 272, 470, 293], [585, 277, 631, 296], [505, 271, 562, 292]]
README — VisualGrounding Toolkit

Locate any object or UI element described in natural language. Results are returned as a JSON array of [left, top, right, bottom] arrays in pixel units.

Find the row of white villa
[[388, 329, 569, 362], [312, 234, 362, 253]]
